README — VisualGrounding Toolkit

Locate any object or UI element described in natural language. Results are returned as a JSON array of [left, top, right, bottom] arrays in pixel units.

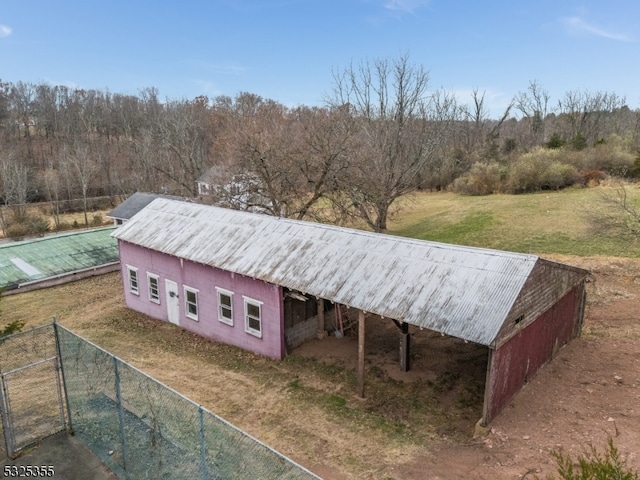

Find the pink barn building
[[112, 198, 588, 424]]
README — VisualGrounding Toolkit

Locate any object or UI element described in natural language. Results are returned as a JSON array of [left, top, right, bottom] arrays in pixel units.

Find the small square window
[[244, 297, 263, 338], [184, 286, 199, 321], [147, 273, 160, 304], [217, 288, 234, 326], [127, 265, 139, 295]]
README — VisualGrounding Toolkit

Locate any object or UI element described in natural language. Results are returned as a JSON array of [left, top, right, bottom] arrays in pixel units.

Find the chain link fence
[[55, 324, 320, 480], [0, 323, 319, 478], [0, 324, 67, 458]]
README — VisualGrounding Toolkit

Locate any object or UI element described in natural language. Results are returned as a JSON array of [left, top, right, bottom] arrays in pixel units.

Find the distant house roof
[[107, 192, 184, 222], [113, 199, 588, 348], [0, 227, 118, 290]]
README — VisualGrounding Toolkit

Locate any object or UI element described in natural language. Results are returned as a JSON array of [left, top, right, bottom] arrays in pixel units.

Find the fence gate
[[0, 325, 67, 458]]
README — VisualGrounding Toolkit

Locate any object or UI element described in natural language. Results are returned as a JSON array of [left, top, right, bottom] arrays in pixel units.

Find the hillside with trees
[[1, 56, 639, 237]]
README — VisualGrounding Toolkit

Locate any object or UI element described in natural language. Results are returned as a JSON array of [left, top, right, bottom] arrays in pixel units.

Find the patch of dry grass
[[0, 204, 113, 239], [0, 273, 471, 479], [3, 188, 639, 478]]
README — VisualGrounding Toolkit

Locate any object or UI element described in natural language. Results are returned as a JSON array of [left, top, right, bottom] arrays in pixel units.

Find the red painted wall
[[118, 240, 286, 359], [484, 285, 583, 423]]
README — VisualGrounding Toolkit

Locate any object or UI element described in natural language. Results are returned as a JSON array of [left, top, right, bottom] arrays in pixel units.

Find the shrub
[[563, 134, 635, 175], [542, 162, 580, 190], [92, 213, 104, 226], [591, 143, 634, 176], [0, 321, 25, 338], [579, 169, 607, 187], [25, 215, 50, 236], [5, 223, 30, 240], [504, 148, 579, 193], [503, 138, 517, 154], [54, 221, 72, 232], [450, 162, 503, 196], [540, 438, 638, 480], [5, 214, 50, 239], [504, 158, 542, 193], [631, 152, 640, 178], [546, 133, 566, 149], [571, 132, 587, 151]]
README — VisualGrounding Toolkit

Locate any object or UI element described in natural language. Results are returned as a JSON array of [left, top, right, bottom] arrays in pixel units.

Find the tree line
[[1, 54, 639, 234]]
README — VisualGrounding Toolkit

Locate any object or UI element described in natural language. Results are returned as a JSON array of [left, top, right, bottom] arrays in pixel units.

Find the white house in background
[[197, 166, 271, 212]]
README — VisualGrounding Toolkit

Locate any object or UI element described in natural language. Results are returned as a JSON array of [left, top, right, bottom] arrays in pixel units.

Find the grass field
[[388, 184, 640, 258], [2, 186, 640, 479]]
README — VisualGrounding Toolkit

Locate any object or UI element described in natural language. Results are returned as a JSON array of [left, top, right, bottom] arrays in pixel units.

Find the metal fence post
[[114, 358, 130, 479], [199, 406, 207, 480], [53, 318, 74, 434], [0, 374, 15, 457]]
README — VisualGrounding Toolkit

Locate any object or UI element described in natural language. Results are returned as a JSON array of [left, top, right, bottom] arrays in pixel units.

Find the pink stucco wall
[[117, 240, 286, 359]]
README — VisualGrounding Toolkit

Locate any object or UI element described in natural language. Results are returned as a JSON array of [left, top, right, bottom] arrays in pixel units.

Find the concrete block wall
[[285, 316, 317, 351]]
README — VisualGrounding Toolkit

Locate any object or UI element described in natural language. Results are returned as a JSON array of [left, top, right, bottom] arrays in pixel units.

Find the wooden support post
[[399, 322, 410, 372], [316, 298, 327, 339], [480, 349, 494, 428], [357, 310, 365, 398]]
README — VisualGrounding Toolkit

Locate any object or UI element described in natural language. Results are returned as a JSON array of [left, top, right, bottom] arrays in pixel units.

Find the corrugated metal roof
[[0, 227, 118, 289], [107, 192, 184, 221], [113, 200, 566, 346]]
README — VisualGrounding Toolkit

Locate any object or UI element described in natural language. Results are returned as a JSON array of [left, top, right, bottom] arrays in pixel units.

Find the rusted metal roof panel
[[113, 199, 580, 346]]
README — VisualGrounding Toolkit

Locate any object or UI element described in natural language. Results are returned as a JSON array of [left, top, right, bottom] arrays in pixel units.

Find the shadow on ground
[[0, 432, 116, 480]]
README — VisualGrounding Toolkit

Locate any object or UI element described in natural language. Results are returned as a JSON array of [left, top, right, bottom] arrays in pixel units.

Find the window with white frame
[[184, 286, 199, 321], [243, 297, 263, 338], [127, 265, 139, 295], [147, 273, 160, 304], [216, 288, 233, 325]]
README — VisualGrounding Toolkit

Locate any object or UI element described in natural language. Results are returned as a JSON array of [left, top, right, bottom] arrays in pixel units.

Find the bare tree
[[0, 153, 29, 234], [64, 144, 98, 227], [290, 105, 354, 220], [0, 79, 9, 125], [8, 81, 36, 138], [514, 80, 551, 147], [557, 90, 627, 147], [153, 97, 212, 195], [591, 182, 640, 241], [326, 54, 458, 231], [40, 161, 63, 229], [226, 94, 304, 216], [214, 94, 353, 220], [458, 88, 513, 158], [128, 129, 166, 193]]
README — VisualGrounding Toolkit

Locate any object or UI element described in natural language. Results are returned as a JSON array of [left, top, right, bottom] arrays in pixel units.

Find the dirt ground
[[0, 433, 117, 480], [1, 254, 639, 479], [293, 254, 640, 479], [397, 254, 640, 480]]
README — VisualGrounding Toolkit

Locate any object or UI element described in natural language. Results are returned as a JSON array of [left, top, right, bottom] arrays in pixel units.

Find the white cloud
[[0, 24, 12, 38], [561, 16, 633, 42], [384, 0, 430, 14], [192, 79, 222, 96], [187, 59, 246, 75]]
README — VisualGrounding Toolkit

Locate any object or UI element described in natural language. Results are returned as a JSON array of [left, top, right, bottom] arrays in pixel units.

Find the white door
[[165, 279, 180, 325]]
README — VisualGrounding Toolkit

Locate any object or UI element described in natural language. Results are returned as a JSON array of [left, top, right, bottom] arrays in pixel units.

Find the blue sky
[[1, 0, 638, 118]]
